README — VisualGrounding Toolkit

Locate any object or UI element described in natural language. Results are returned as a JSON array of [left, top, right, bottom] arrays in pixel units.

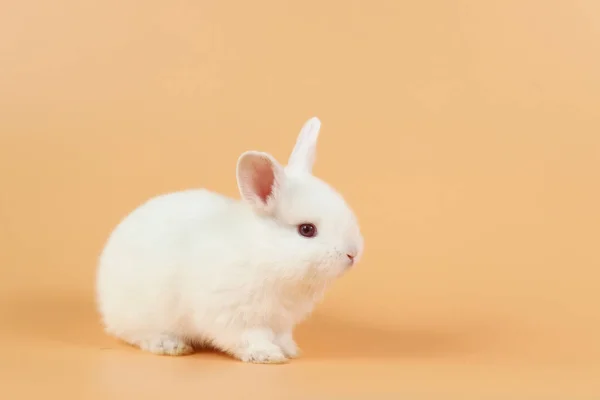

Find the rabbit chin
[[308, 259, 354, 283], [269, 260, 348, 296]]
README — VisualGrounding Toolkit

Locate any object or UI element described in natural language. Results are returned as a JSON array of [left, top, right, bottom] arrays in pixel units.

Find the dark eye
[[298, 223, 317, 238]]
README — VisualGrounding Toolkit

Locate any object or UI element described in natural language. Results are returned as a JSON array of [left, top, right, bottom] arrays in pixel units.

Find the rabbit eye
[[298, 223, 317, 238]]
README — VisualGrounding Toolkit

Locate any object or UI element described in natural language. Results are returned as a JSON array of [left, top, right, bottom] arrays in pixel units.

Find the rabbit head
[[236, 117, 363, 281]]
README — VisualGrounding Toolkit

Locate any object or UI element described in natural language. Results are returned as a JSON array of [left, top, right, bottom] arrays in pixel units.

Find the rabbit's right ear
[[237, 151, 285, 215], [286, 117, 321, 175]]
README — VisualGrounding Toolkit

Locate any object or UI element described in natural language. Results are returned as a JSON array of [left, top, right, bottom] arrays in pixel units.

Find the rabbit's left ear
[[237, 151, 285, 215], [286, 117, 321, 175]]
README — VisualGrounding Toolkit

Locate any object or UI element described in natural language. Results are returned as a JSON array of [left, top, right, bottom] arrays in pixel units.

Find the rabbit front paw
[[275, 332, 299, 358], [237, 341, 288, 364]]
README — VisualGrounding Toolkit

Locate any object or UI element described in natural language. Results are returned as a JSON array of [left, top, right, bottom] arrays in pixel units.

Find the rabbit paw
[[138, 334, 194, 356], [275, 332, 300, 358], [236, 342, 288, 364]]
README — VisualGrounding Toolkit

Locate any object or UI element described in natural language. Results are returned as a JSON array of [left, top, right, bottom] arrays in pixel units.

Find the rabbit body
[[96, 118, 363, 363]]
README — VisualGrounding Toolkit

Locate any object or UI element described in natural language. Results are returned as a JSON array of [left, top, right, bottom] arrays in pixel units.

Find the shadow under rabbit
[[0, 291, 499, 361]]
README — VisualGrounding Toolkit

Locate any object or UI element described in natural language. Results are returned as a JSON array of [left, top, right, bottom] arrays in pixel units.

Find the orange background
[[1, 0, 599, 398]]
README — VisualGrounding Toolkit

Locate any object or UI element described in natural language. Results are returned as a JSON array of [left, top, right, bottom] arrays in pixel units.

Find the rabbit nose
[[346, 254, 355, 264]]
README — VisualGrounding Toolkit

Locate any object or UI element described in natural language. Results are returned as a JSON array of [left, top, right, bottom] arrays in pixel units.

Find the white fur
[[95, 117, 364, 363]]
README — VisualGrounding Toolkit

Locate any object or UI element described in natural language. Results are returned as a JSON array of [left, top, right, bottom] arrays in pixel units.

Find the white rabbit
[[95, 117, 364, 363]]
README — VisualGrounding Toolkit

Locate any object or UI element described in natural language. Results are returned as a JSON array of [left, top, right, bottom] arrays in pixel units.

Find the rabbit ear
[[286, 117, 321, 174], [236, 151, 285, 214]]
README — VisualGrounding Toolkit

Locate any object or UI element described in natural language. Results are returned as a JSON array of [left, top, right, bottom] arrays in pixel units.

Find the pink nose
[[347, 254, 355, 263]]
